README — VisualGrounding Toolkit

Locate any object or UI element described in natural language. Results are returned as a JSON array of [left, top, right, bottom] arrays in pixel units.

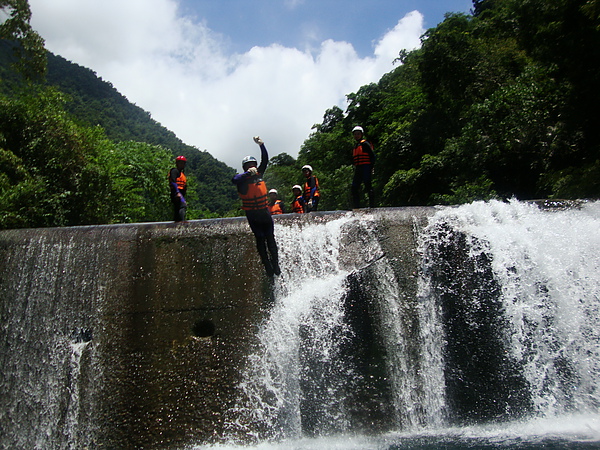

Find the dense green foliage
[[0, 87, 175, 227], [0, 0, 46, 80], [266, 0, 599, 209], [1, 31, 238, 228], [1, 0, 599, 228]]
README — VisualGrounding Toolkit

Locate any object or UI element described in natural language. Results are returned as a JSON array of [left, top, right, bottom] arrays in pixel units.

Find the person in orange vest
[[232, 137, 280, 276], [291, 185, 306, 213], [301, 165, 320, 212], [351, 125, 376, 208], [168, 155, 187, 222], [268, 189, 285, 215]]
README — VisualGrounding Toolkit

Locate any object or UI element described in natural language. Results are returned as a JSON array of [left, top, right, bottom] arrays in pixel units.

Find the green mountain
[[0, 39, 238, 218]]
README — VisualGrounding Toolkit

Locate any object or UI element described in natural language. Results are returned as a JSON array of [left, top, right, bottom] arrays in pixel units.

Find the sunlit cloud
[[29, 0, 424, 169]]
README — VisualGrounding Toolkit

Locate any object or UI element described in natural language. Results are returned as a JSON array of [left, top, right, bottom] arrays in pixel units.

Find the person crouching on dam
[[291, 185, 306, 213], [232, 136, 281, 277], [268, 189, 285, 215]]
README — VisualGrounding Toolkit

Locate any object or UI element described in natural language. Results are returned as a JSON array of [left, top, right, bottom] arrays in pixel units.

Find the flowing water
[[197, 200, 600, 449]]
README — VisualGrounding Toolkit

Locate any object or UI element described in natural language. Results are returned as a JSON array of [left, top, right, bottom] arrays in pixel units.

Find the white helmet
[[301, 165, 313, 172], [352, 126, 364, 133], [241, 155, 257, 168], [269, 189, 278, 194], [292, 185, 302, 191]]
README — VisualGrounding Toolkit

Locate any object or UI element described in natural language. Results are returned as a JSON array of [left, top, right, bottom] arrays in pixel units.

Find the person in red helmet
[[232, 137, 281, 277], [168, 155, 187, 222]]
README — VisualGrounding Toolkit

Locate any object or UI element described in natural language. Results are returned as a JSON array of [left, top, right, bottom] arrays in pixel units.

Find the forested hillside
[[265, 0, 600, 210], [44, 51, 239, 216], [0, 38, 238, 228], [1, 0, 598, 229]]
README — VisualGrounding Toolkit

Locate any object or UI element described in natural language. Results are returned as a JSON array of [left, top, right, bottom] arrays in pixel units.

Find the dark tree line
[[266, 0, 600, 210]]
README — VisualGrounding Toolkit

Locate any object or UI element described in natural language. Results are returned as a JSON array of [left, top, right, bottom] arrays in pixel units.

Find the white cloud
[[29, 0, 424, 169]]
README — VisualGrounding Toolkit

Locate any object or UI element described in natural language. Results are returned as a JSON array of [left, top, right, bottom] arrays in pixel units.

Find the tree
[[0, 0, 46, 80], [103, 141, 173, 223], [0, 88, 115, 227], [508, 0, 600, 154]]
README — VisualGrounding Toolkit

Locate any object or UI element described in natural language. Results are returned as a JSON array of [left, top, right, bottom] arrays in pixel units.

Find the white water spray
[[420, 200, 600, 418], [228, 212, 448, 441], [232, 216, 353, 440]]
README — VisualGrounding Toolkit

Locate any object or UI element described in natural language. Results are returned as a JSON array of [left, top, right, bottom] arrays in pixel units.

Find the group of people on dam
[[168, 126, 376, 275], [266, 163, 319, 216]]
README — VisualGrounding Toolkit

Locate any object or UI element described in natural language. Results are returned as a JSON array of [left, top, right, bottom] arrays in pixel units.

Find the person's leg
[[177, 202, 187, 221], [351, 168, 362, 209], [255, 236, 274, 276], [362, 165, 374, 208], [172, 196, 187, 221], [248, 210, 278, 276], [266, 233, 280, 275]]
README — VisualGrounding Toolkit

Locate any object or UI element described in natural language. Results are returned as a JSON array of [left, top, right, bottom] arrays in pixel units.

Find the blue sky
[[178, 0, 473, 56], [29, 0, 474, 169]]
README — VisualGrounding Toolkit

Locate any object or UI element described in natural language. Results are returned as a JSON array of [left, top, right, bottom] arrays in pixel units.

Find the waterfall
[[0, 229, 104, 449], [419, 200, 600, 422], [227, 212, 444, 442], [221, 200, 600, 447], [2, 201, 599, 449], [64, 340, 91, 449], [228, 216, 354, 441]]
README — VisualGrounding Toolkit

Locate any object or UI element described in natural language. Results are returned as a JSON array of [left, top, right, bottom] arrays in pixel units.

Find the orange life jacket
[[303, 176, 320, 199], [291, 195, 305, 213], [239, 179, 268, 211], [352, 140, 373, 166], [269, 199, 284, 215], [168, 169, 187, 192]]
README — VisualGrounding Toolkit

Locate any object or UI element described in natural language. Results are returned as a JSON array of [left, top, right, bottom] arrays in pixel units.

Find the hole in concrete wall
[[192, 319, 216, 337], [71, 328, 93, 343]]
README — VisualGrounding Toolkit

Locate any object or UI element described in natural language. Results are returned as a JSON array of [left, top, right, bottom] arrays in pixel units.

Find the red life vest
[[303, 176, 320, 199], [239, 179, 268, 211], [353, 140, 373, 166], [291, 195, 305, 213], [269, 199, 284, 215]]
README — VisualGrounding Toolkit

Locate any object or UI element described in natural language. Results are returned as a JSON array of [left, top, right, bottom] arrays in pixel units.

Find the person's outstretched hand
[[253, 136, 264, 145]]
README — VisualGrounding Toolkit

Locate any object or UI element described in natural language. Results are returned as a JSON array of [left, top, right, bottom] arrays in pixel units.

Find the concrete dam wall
[[0, 208, 435, 449]]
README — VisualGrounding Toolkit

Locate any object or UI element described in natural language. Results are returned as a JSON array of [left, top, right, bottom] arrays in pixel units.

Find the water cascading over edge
[[226, 211, 443, 442], [223, 201, 600, 444], [418, 200, 600, 424]]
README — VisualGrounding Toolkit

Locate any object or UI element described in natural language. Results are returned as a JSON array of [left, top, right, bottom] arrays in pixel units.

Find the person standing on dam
[[232, 137, 281, 276], [168, 155, 187, 222], [301, 164, 320, 212], [351, 125, 376, 209]]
